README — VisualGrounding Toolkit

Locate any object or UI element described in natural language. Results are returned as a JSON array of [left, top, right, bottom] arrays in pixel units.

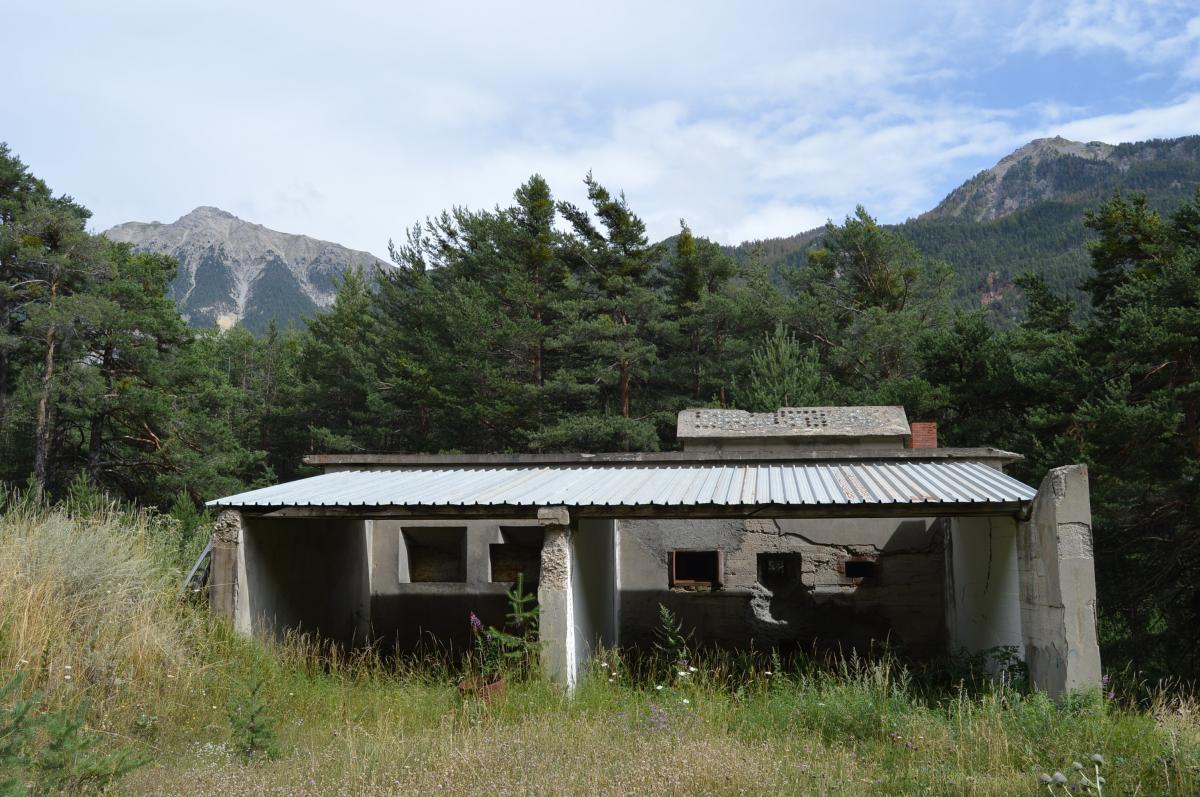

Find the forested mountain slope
[[731, 135, 1200, 314], [105, 207, 388, 333]]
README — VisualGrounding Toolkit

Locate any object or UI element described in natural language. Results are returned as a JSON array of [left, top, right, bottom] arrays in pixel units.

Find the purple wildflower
[[1102, 674, 1110, 686], [469, 612, 483, 633]]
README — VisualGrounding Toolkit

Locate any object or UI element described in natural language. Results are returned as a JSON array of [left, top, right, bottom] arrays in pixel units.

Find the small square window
[[670, 550, 720, 588], [402, 527, 467, 583], [843, 559, 877, 580], [758, 552, 801, 587]]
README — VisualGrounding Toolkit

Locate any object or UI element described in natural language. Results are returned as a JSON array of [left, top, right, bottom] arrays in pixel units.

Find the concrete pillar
[[209, 510, 251, 634], [1018, 465, 1102, 697], [536, 506, 575, 687]]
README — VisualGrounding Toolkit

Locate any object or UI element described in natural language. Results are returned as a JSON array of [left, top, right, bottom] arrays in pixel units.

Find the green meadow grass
[[1, 497, 1197, 795]]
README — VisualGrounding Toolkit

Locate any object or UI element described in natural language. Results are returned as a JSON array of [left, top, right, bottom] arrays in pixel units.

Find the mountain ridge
[[729, 133, 1200, 314], [104, 206, 388, 333]]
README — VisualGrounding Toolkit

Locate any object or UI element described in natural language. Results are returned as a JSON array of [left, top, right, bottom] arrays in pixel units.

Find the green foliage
[[227, 679, 280, 762], [0, 673, 148, 795], [742, 322, 826, 411], [652, 604, 692, 667], [472, 574, 541, 679]]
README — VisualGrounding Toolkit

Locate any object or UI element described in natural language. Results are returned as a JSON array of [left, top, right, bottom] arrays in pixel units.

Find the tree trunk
[[87, 342, 115, 481], [33, 283, 58, 496], [620, 358, 631, 418]]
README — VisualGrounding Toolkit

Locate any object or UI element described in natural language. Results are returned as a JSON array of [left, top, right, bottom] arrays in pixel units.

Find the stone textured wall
[[617, 516, 946, 657]]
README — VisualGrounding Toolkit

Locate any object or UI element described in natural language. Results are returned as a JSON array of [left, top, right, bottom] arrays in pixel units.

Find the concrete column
[[1018, 465, 1102, 697], [536, 506, 575, 687], [209, 510, 251, 634]]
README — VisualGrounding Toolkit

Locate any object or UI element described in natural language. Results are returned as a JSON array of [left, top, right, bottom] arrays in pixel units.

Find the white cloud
[[5, 0, 1200, 257], [1011, 0, 1200, 78]]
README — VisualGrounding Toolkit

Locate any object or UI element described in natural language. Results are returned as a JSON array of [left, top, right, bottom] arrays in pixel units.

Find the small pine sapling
[[228, 679, 280, 762]]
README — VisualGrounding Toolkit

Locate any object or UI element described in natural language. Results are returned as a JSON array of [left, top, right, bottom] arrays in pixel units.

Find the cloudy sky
[[7, 0, 1200, 257]]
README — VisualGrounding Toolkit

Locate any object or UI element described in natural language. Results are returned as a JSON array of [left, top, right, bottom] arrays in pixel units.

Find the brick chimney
[[908, 421, 938, 449]]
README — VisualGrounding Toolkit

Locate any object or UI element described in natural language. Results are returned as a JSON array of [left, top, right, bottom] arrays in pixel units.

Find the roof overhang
[[210, 457, 1036, 520]]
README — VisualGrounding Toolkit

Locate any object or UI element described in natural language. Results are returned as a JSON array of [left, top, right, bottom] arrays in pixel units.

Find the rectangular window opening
[[671, 550, 720, 588], [843, 558, 878, 580], [758, 552, 801, 587], [402, 527, 467, 583], [490, 543, 541, 586]]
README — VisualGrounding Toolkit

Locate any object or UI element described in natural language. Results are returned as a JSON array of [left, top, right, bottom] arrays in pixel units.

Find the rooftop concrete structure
[[678, 406, 912, 451]]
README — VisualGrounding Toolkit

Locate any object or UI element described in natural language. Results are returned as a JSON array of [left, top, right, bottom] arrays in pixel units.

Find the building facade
[[207, 407, 1102, 696]]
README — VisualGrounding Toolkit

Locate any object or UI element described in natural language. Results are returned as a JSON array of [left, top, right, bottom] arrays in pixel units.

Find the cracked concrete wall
[[945, 516, 1024, 660], [617, 516, 946, 657], [1018, 465, 1102, 696]]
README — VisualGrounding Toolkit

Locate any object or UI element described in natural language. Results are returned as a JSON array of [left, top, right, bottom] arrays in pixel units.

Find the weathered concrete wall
[[1018, 465, 1102, 696], [944, 516, 1024, 659], [571, 518, 617, 667], [240, 517, 370, 646], [368, 519, 540, 653], [617, 516, 946, 657]]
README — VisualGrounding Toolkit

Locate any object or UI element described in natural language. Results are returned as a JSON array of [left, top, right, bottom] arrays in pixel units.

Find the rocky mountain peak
[[104, 208, 387, 333], [924, 135, 1117, 222]]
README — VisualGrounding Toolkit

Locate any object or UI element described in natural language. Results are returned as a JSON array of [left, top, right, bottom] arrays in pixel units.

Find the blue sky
[[6, 0, 1200, 257]]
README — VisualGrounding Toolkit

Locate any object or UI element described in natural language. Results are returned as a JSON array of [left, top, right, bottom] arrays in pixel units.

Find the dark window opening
[[402, 527, 467, 582], [490, 543, 541, 586], [843, 559, 878, 580], [758, 552, 801, 587], [671, 550, 720, 588]]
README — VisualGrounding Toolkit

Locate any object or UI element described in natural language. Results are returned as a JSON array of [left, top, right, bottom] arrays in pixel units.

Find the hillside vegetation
[[1, 496, 1198, 795], [733, 135, 1200, 314], [3, 141, 1200, 686]]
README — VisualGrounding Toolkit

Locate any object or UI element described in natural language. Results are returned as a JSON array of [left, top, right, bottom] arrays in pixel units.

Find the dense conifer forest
[[2, 143, 1198, 682]]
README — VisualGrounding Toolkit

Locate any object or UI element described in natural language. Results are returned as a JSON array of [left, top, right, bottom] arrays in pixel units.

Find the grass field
[[2, 495, 1198, 795]]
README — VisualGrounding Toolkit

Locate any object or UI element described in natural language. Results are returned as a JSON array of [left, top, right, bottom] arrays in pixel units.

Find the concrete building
[[206, 407, 1102, 697]]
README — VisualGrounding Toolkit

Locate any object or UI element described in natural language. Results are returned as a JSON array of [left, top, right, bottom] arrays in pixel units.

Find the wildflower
[[63, 675, 72, 681], [655, 685, 663, 691], [1072, 762, 1083, 771], [63, 665, 72, 670], [600, 662, 608, 669], [1037, 774, 1052, 784], [681, 699, 690, 705], [608, 678, 614, 683], [1052, 772, 1067, 784], [1090, 754, 1104, 766], [764, 670, 773, 676], [469, 612, 483, 633], [688, 666, 698, 673], [1101, 674, 1110, 686], [678, 671, 689, 677]]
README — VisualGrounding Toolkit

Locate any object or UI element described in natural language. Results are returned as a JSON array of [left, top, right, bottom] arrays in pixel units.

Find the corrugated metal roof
[[208, 461, 1036, 510]]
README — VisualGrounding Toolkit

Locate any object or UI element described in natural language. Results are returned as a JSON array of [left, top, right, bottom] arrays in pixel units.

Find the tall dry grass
[[2, 494, 1199, 795]]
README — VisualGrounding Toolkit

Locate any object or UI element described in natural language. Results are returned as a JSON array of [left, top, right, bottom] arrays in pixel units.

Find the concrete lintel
[[538, 506, 571, 529]]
